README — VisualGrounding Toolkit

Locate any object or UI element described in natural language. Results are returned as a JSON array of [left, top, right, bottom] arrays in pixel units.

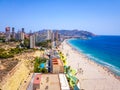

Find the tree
[[36, 40, 52, 49], [24, 38, 30, 48]]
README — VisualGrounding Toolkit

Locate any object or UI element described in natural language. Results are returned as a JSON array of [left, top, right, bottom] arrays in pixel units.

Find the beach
[[59, 40, 120, 90]]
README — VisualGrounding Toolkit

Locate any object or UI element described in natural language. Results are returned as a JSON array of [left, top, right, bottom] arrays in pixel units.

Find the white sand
[[59, 40, 120, 90]]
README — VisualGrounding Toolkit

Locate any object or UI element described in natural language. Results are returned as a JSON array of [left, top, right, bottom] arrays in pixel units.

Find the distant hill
[[37, 29, 95, 39], [56, 30, 95, 38]]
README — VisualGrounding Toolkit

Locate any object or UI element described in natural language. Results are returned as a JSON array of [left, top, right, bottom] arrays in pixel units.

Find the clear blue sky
[[0, 0, 120, 35]]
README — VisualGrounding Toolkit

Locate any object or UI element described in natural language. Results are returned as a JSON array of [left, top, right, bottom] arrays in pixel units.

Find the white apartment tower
[[47, 30, 52, 40], [30, 35, 35, 48], [20, 31, 24, 40]]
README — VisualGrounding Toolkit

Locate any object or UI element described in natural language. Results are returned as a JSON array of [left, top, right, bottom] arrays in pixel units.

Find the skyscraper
[[16, 31, 24, 41], [54, 30, 59, 46], [22, 28, 25, 33], [35, 30, 52, 42], [11, 27, 15, 39], [5, 27, 11, 41], [30, 35, 35, 48], [54, 30, 58, 41], [20, 31, 24, 40], [51, 31, 54, 42], [47, 30, 52, 40], [58, 33, 61, 41]]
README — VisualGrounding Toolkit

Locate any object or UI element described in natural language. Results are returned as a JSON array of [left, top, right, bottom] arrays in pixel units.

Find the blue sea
[[68, 36, 120, 76]]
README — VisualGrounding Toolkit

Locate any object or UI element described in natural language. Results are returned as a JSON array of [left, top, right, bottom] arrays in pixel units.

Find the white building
[[20, 32, 24, 40], [59, 74, 70, 90], [30, 35, 35, 48], [47, 30, 52, 40], [35, 30, 52, 42], [16, 31, 24, 41]]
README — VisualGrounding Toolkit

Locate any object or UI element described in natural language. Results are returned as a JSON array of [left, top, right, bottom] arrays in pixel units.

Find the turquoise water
[[39, 63, 45, 68], [67, 36, 120, 76]]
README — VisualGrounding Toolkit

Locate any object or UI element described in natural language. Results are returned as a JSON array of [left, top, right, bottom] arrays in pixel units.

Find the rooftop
[[52, 58, 63, 66], [33, 74, 61, 90], [59, 74, 70, 90], [33, 74, 41, 85], [32, 73, 70, 90]]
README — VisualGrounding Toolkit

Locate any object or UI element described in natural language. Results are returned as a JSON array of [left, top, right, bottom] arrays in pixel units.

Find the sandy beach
[[59, 40, 120, 90]]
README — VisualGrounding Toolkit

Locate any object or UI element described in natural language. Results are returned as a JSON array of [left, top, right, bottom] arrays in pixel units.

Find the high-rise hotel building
[[5, 27, 11, 41], [47, 30, 52, 40], [22, 28, 25, 33], [11, 27, 15, 39], [30, 35, 35, 48], [20, 31, 24, 40]]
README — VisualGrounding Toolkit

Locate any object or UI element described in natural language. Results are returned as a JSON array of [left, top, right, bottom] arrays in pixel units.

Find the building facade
[[16, 31, 24, 41], [30, 35, 35, 48], [22, 28, 25, 33], [28, 73, 70, 90], [11, 27, 15, 39], [47, 30, 52, 40], [35, 30, 52, 43], [20, 31, 24, 40], [51, 58, 64, 73], [5, 27, 11, 41]]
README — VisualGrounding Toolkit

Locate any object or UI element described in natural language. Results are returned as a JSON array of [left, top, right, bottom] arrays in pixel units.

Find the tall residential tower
[[5, 27, 11, 41], [30, 35, 35, 48]]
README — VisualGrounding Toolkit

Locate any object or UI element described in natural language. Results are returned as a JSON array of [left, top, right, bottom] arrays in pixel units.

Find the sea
[[67, 36, 120, 76]]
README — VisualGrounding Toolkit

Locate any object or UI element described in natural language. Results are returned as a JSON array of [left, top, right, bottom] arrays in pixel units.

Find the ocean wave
[[67, 39, 120, 76], [67, 41, 83, 52], [85, 53, 120, 76]]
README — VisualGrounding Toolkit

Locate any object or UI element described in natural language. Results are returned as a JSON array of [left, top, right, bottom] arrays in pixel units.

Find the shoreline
[[66, 39, 120, 81], [59, 40, 120, 90]]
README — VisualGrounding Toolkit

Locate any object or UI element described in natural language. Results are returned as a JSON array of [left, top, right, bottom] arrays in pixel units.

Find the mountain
[[37, 29, 95, 39], [57, 30, 95, 38]]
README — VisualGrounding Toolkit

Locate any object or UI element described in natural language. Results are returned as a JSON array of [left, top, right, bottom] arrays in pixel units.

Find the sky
[[0, 0, 120, 35]]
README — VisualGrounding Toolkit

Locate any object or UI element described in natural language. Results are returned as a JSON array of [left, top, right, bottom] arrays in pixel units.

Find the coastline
[[59, 39, 120, 90], [66, 39, 120, 81]]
